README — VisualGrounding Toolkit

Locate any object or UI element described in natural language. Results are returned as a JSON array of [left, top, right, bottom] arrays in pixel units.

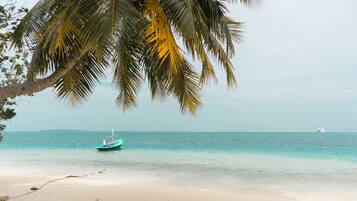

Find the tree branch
[[0, 49, 88, 100]]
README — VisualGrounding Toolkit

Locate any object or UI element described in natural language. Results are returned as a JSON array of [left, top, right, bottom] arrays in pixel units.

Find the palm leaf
[[113, 16, 144, 109], [54, 52, 108, 104], [159, 0, 217, 84], [144, 0, 183, 74], [170, 59, 201, 114]]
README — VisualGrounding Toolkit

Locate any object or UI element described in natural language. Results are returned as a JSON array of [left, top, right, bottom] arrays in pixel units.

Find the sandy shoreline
[[1, 166, 357, 201], [0, 173, 288, 201], [2, 149, 357, 201]]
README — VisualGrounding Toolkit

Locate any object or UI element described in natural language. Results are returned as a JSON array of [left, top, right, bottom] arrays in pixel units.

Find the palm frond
[[159, 0, 217, 85], [170, 59, 201, 114], [230, 0, 260, 7], [142, 39, 201, 113], [113, 17, 144, 110], [144, 0, 183, 74], [54, 52, 108, 104], [40, 12, 81, 58], [12, 0, 58, 48], [203, 31, 237, 86]]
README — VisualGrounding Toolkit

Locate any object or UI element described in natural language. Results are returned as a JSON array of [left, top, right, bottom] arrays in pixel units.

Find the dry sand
[[0, 174, 289, 201], [1, 167, 357, 201]]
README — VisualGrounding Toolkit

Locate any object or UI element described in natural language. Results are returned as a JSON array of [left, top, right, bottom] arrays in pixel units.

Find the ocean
[[1, 131, 357, 187]]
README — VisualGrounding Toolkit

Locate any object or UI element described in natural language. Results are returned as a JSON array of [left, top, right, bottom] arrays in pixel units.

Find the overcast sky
[[6, 0, 357, 131]]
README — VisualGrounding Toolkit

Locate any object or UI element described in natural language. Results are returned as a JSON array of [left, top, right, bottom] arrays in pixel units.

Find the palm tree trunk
[[0, 50, 88, 100]]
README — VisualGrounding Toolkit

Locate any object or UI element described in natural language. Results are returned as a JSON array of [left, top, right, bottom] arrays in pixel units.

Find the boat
[[95, 129, 124, 151], [317, 128, 326, 133]]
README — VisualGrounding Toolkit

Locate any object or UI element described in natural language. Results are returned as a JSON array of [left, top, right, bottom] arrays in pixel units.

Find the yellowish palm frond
[[144, 0, 183, 74]]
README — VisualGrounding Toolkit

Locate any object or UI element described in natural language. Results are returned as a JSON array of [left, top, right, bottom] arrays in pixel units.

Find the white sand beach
[[1, 164, 357, 201], [0, 176, 281, 201]]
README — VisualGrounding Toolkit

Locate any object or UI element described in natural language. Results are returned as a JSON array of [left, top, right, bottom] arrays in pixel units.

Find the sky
[[5, 0, 357, 131]]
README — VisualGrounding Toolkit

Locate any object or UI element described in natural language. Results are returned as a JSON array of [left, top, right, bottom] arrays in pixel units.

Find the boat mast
[[112, 129, 115, 142]]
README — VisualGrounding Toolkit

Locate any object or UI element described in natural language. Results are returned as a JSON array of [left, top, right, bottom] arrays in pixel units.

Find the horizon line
[[4, 129, 357, 133]]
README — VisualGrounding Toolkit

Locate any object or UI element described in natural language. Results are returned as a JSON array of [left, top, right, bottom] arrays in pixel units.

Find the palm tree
[[0, 0, 255, 114]]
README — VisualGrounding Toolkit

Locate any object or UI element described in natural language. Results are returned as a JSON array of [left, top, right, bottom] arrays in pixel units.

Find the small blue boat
[[95, 130, 124, 151]]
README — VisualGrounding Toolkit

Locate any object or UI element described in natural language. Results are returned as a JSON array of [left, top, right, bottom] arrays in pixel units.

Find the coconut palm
[[0, 0, 255, 114]]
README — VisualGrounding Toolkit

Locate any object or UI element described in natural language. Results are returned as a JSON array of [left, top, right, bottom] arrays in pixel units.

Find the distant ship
[[317, 128, 326, 133]]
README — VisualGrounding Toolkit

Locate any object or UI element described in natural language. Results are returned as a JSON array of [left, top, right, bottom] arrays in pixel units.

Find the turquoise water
[[2, 131, 357, 185], [1, 131, 357, 162]]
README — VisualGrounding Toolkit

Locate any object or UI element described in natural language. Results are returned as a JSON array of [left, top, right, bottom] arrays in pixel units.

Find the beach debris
[[7, 169, 106, 200], [30, 187, 39, 191], [66, 175, 80, 178], [0, 196, 9, 201]]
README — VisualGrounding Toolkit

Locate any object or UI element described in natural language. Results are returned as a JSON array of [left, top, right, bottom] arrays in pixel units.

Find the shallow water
[[1, 131, 357, 187]]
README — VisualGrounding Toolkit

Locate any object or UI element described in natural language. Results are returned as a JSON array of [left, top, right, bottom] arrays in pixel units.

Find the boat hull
[[95, 139, 123, 151], [96, 145, 122, 151]]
